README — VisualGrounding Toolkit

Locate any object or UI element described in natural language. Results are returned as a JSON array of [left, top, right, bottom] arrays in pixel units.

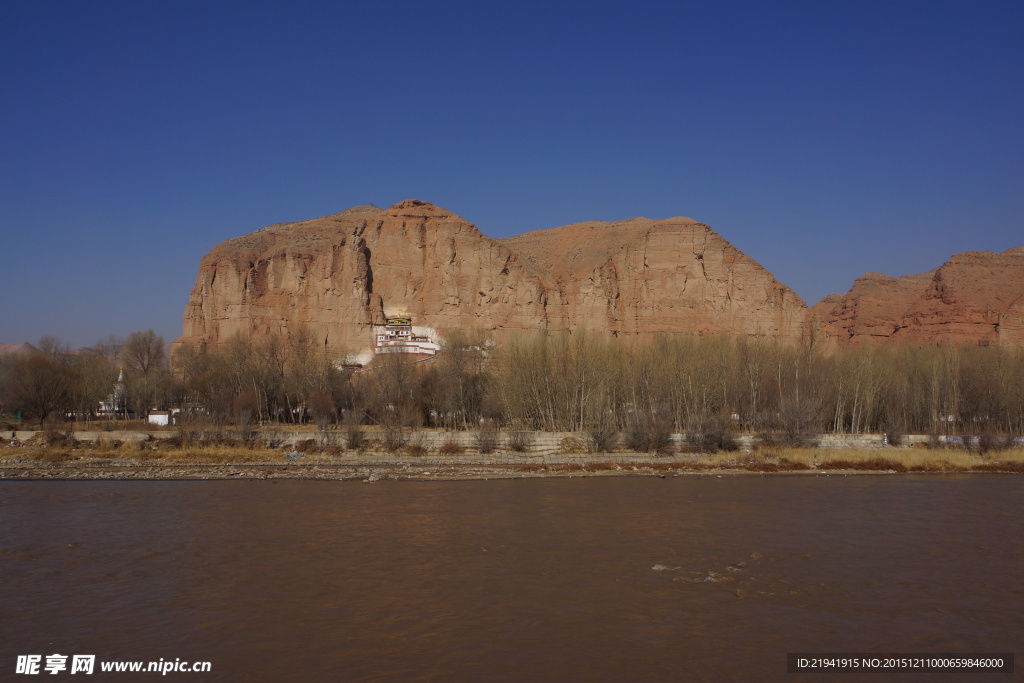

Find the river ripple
[[1, 475, 1020, 681]]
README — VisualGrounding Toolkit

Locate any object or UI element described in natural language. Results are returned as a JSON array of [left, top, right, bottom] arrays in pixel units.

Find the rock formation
[[503, 216, 808, 338], [813, 246, 1024, 346], [180, 200, 812, 355], [0, 342, 38, 356]]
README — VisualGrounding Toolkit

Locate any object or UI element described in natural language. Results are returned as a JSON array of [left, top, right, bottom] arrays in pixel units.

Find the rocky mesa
[[812, 246, 1024, 346], [180, 200, 812, 354]]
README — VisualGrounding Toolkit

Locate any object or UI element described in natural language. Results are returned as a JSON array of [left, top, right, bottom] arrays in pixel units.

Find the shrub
[[475, 419, 500, 454], [401, 431, 427, 457], [383, 426, 409, 452], [294, 438, 319, 454], [405, 442, 428, 457], [784, 432, 819, 448], [588, 424, 618, 453], [971, 431, 1013, 456], [235, 426, 258, 447], [776, 396, 820, 447], [344, 424, 366, 451], [758, 431, 817, 449], [176, 429, 199, 447], [308, 391, 336, 433], [437, 439, 464, 456], [263, 430, 286, 449], [626, 415, 674, 455], [507, 431, 532, 453], [624, 426, 646, 452], [686, 430, 739, 454], [43, 431, 79, 449], [685, 414, 738, 454]]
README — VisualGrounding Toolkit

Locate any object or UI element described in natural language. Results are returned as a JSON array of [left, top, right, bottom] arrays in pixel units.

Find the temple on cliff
[[374, 317, 441, 358]]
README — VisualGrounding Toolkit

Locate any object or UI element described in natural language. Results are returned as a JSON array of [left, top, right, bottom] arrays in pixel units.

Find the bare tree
[[122, 330, 165, 379], [4, 352, 78, 429], [308, 390, 336, 442], [70, 350, 118, 427], [37, 336, 71, 358], [94, 335, 126, 364]]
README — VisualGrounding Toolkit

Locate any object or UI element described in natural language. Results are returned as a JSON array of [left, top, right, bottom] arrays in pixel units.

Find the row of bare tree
[[489, 332, 1024, 439], [0, 332, 165, 428], [3, 328, 1024, 438]]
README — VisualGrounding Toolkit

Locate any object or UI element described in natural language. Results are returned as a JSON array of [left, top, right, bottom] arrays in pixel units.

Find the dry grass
[[1, 443, 290, 465], [150, 446, 290, 464], [558, 437, 586, 454], [3, 437, 1024, 473], [701, 447, 1024, 472]]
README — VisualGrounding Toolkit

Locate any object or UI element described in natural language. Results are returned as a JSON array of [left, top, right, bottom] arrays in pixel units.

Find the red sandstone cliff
[[813, 246, 1024, 346], [180, 200, 812, 353], [503, 216, 808, 338]]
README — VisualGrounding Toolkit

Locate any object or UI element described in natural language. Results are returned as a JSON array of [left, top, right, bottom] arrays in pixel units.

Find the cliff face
[[813, 247, 1024, 346], [502, 216, 809, 338], [180, 200, 812, 353]]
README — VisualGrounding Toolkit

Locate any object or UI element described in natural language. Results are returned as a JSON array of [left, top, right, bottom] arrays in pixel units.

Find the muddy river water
[[1, 475, 1020, 681]]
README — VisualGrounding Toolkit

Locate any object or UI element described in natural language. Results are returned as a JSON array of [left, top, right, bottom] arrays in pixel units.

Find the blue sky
[[2, 0, 1022, 347]]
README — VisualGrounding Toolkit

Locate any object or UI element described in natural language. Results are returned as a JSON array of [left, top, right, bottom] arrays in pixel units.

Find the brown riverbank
[[2, 446, 1022, 480]]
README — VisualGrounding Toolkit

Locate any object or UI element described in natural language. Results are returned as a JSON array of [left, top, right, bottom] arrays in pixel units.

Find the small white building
[[147, 410, 174, 427]]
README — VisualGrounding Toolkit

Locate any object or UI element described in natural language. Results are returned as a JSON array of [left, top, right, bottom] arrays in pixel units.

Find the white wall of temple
[[337, 322, 444, 368], [344, 350, 375, 367], [412, 325, 440, 341]]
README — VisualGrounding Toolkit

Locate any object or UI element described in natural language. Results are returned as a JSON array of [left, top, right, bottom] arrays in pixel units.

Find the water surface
[[1, 475, 1020, 680]]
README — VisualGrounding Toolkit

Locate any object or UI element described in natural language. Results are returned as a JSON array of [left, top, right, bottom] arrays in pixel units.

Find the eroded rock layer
[[812, 247, 1024, 346], [181, 200, 812, 353]]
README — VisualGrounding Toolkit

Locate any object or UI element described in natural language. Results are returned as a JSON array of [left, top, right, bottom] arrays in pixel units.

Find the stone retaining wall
[[1, 429, 959, 454]]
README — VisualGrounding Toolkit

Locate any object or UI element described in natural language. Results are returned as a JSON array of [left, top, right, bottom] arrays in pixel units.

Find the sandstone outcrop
[[180, 200, 812, 354], [502, 216, 809, 338], [813, 247, 1024, 346]]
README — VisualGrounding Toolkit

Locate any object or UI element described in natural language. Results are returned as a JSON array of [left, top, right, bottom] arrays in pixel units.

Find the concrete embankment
[[3, 429, 920, 454], [5, 429, 1022, 480]]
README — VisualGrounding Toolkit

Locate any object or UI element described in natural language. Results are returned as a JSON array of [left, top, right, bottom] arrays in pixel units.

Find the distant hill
[[179, 200, 811, 354], [813, 246, 1024, 346], [177, 199, 1024, 353], [0, 342, 38, 356]]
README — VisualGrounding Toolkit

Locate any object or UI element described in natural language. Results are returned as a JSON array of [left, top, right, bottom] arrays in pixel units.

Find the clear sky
[[2, 0, 1022, 347]]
